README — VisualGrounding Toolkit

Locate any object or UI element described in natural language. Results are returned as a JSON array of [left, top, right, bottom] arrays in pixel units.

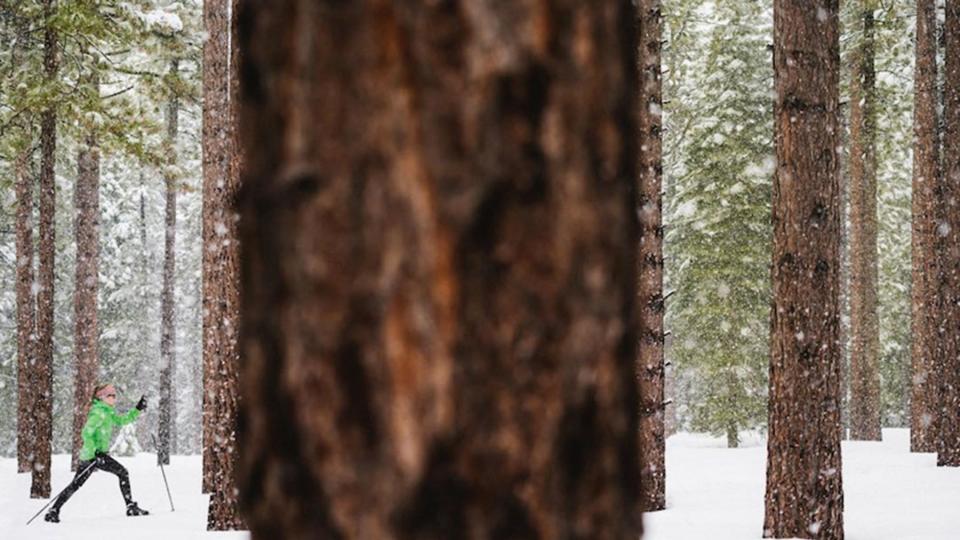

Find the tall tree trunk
[[911, 0, 943, 454], [136, 169, 153, 447], [636, 0, 666, 514], [158, 58, 180, 466], [202, 0, 229, 495], [764, 1, 844, 538], [236, 1, 642, 538], [32, 0, 59, 499], [205, 0, 244, 528], [848, 2, 881, 442], [939, 0, 960, 468], [72, 70, 101, 471], [15, 143, 36, 474]]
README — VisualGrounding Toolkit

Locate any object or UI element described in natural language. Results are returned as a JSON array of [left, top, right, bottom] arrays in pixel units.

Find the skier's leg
[[96, 455, 133, 505], [96, 455, 149, 516], [45, 459, 97, 520]]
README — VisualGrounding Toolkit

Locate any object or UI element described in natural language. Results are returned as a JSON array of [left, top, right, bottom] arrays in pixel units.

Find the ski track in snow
[[2, 429, 958, 539], [0, 453, 248, 540], [645, 428, 960, 540]]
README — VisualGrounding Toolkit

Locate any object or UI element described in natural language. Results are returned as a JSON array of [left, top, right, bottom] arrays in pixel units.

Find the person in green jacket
[[44, 383, 149, 523]]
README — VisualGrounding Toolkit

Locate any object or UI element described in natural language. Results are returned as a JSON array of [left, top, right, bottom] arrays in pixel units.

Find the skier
[[44, 383, 149, 523]]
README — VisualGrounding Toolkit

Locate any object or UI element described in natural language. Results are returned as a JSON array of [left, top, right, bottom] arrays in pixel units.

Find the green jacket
[[79, 399, 140, 461]]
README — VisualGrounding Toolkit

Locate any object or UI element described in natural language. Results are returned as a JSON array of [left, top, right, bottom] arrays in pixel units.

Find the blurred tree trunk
[[636, 0, 666, 513], [15, 143, 36, 474], [72, 69, 101, 471], [32, 0, 59, 499], [848, 1, 881, 442], [158, 58, 180, 466], [939, 0, 960, 468], [204, 0, 245, 529], [763, 1, 844, 538], [236, 1, 642, 538], [911, 0, 943, 454]]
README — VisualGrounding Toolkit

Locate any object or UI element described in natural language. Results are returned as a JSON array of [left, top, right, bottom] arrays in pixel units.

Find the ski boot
[[44, 509, 60, 523], [126, 502, 150, 516]]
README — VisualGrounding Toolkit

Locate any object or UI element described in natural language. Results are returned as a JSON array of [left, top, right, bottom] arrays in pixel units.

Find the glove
[[136, 395, 147, 411]]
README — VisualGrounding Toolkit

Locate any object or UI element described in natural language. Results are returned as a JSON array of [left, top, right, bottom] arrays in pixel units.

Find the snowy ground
[[1, 453, 249, 540], [646, 428, 960, 540], [3, 429, 957, 539]]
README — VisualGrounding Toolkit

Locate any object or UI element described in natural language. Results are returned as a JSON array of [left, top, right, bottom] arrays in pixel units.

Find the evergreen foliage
[[665, 0, 773, 447]]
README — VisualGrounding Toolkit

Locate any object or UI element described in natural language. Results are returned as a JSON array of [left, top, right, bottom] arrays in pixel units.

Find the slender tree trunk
[[912, 0, 943, 454], [236, 1, 642, 538], [763, 1, 844, 538], [32, 0, 59, 499], [848, 2, 881, 442], [202, 0, 229, 495], [637, 0, 666, 514], [136, 169, 152, 447], [205, 0, 245, 528], [939, 0, 960, 468], [15, 144, 36, 474], [158, 59, 180, 466], [72, 70, 101, 471]]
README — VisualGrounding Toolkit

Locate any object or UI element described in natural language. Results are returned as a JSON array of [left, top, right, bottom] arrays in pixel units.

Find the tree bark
[[72, 70, 101, 471], [204, 0, 245, 528], [31, 0, 58, 499], [158, 58, 180, 466], [636, 0, 666, 514], [848, 2, 881, 442], [764, 1, 844, 538], [201, 0, 230, 495], [939, 0, 960, 468], [15, 143, 36, 474], [911, 0, 943, 454], [236, 1, 642, 538]]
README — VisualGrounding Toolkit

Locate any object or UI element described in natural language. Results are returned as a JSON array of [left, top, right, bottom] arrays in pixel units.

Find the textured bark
[[31, 0, 58, 499], [847, 3, 881, 442], [201, 0, 229, 495], [72, 71, 101, 471], [236, 1, 642, 538], [939, 0, 960, 468], [911, 0, 943, 454], [15, 144, 36, 474], [764, 1, 844, 538], [158, 59, 180, 466], [204, 0, 245, 529], [636, 0, 666, 514]]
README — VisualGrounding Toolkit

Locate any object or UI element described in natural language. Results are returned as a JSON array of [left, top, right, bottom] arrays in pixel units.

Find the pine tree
[[939, 0, 960, 468], [157, 57, 180, 466], [665, 0, 772, 448], [31, 0, 58, 499], [71, 65, 101, 470], [763, 0, 844, 538], [911, 0, 943, 453], [637, 0, 666, 513], [204, 0, 244, 528], [235, 1, 642, 537], [15, 140, 36, 474], [848, 0, 882, 442]]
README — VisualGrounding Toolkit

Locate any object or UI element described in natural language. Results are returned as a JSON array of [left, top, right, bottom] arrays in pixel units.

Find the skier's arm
[[111, 406, 141, 426]]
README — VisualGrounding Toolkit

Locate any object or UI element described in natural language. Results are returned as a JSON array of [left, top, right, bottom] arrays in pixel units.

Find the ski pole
[[26, 459, 98, 525], [151, 434, 175, 511]]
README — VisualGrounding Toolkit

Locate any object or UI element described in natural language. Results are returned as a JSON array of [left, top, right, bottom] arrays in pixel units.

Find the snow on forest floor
[[645, 428, 960, 540], [0, 453, 249, 540], [2, 428, 957, 539]]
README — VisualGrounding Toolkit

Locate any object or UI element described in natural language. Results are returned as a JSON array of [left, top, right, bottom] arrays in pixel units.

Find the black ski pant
[[51, 454, 133, 512]]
